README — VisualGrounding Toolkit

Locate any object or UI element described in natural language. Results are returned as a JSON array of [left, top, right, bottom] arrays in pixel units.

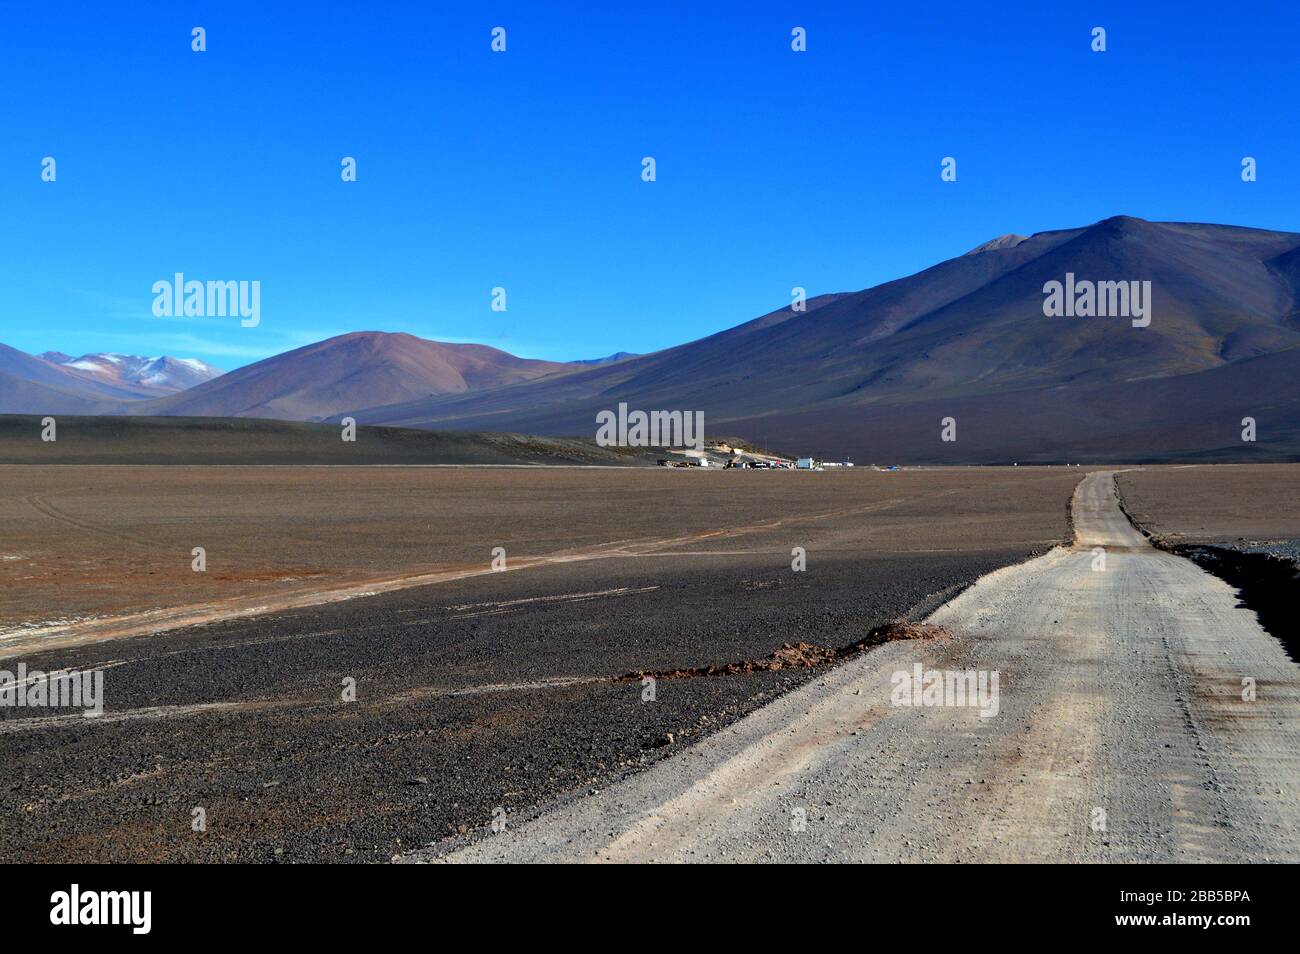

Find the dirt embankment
[[618, 620, 949, 681]]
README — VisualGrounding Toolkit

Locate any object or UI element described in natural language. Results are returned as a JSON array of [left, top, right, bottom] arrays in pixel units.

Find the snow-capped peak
[[42, 351, 224, 393]]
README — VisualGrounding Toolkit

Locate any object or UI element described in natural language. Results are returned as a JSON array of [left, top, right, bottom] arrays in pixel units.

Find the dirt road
[[419, 471, 1300, 863]]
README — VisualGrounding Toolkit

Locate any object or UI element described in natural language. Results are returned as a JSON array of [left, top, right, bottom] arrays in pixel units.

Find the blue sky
[[2, 1, 1297, 370]]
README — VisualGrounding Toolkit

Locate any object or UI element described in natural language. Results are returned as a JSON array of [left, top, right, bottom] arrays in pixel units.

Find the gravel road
[[417, 471, 1300, 863]]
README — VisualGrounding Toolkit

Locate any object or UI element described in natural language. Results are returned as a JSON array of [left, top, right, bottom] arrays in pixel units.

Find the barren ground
[[1117, 464, 1300, 545], [423, 471, 1300, 864], [0, 465, 1085, 647], [0, 465, 1083, 861]]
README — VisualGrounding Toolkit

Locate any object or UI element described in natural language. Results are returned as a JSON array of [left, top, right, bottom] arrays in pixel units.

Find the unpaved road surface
[[419, 471, 1300, 863]]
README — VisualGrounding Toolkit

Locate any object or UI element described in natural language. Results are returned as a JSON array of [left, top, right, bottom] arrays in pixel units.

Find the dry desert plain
[[0, 462, 1297, 862]]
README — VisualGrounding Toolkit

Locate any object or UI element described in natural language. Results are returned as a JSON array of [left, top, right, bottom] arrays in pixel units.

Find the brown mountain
[[337, 217, 1300, 462], [123, 332, 576, 422]]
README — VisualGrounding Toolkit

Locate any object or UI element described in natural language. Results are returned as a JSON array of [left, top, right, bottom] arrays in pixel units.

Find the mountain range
[[0, 345, 223, 413], [5, 216, 1300, 462], [118, 333, 577, 421], [40, 352, 223, 393]]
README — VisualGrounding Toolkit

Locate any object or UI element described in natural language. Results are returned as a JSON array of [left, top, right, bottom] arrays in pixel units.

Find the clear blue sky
[[2, 1, 1296, 370]]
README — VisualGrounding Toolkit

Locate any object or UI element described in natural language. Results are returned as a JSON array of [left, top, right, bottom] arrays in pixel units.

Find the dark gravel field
[[0, 466, 1081, 862]]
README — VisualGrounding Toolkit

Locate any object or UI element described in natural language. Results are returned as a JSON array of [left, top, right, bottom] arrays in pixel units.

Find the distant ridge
[[573, 351, 639, 366], [0, 414, 663, 466], [117, 332, 579, 422], [0, 342, 174, 412]]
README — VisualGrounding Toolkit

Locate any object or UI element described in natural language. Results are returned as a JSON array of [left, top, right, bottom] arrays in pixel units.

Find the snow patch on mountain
[[42, 352, 224, 393]]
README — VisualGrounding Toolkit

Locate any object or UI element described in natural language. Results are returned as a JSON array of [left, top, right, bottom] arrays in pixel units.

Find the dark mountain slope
[[339, 219, 1300, 465]]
